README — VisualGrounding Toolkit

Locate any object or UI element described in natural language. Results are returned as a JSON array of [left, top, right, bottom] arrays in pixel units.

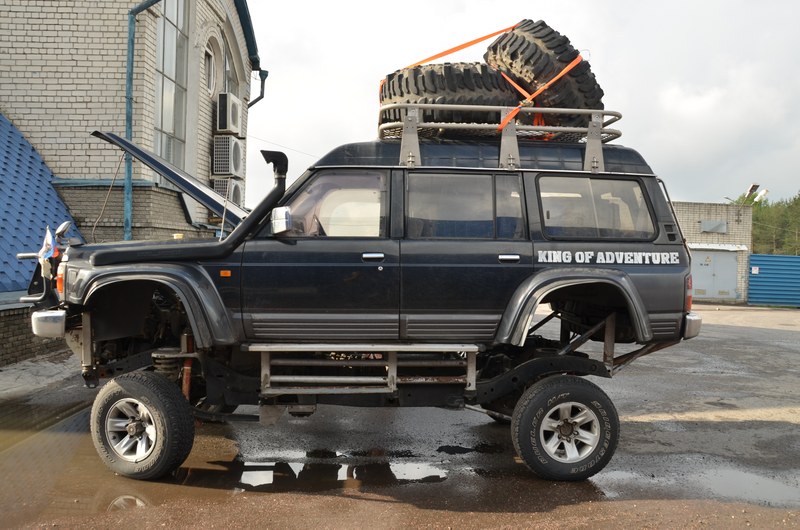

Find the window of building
[[155, 0, 188, 168], [204, 48, 215, 96], [406, 173, 525, 240], [222, 36, 239, 96], [538, 176, 655, 239], [280, 171, 388, 238]]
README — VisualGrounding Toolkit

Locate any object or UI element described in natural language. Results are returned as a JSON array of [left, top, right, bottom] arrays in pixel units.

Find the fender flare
[[494, 267, 652, 346], [79, 263, 237, 349]]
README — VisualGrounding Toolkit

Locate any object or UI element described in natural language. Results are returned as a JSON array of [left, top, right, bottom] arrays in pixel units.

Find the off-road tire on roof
[[379, 62, 522, 135], [484, 19, 604, 127]]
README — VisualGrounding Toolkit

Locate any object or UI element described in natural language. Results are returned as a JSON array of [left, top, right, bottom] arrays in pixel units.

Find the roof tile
[[0, 113, 81, 293]]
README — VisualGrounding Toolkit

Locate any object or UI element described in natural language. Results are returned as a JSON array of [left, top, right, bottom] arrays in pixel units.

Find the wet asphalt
[[0, 304, 798, 527]]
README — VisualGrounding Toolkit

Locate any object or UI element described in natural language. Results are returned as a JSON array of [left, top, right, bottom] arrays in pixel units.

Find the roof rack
[[378, 104, 622, 173]]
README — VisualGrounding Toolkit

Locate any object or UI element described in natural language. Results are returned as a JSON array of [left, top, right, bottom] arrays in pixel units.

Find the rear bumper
[[683, 312, 702, 340], [31, 309, 66, 338]]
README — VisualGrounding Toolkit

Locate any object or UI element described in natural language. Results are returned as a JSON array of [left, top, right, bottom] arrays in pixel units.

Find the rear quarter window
[[538, 175, 655, 240]]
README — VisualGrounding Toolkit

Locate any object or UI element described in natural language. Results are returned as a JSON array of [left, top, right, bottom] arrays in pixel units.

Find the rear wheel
[[512, 375, 618, 481], [91, 370, 195, 480]]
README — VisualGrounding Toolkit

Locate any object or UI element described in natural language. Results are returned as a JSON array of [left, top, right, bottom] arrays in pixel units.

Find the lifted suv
[[21, 104, 700, 482]]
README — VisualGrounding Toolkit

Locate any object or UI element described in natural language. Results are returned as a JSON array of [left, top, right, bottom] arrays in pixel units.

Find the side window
[[406, 173, 525, 240], [496, 175, 525, 239], [539, 176, 655, 239], [282, 171, 387, 237]]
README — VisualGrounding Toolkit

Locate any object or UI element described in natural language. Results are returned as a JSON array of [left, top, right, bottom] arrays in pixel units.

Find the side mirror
[[271, 206, 292, 235], [55, 220, 72, 239]]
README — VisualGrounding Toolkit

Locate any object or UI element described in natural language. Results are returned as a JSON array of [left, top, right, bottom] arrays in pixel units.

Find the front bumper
[[31, 309, 66, 338], [683, 312, 702, 340]]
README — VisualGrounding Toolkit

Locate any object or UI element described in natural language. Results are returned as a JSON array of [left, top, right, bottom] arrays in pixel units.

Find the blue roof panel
[[0, 113, 81, 293]]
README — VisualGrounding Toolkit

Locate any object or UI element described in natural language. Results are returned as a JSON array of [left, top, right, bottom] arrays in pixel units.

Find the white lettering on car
[[537, 250, 681, 265]]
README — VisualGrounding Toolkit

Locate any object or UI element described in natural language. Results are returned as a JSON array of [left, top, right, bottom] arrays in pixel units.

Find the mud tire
[[512, 375, 618, 481], [379, 62, 522, 132], [91, 370, 195, 480], [484, 19, 604, 126]]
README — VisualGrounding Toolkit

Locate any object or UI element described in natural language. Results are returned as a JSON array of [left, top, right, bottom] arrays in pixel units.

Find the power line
[[246, 134, 319, 159]]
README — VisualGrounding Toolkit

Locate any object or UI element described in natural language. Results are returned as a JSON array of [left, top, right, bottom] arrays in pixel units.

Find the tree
[[751, 191, 800, 255]]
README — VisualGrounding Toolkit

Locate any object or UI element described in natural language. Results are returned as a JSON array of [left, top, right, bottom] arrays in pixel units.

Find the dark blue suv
[[22, 105, 700, 482]]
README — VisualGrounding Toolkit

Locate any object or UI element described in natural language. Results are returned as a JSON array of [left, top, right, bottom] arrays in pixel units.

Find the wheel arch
[[495, 268, 653, 346], [80, 265, 237, 348]]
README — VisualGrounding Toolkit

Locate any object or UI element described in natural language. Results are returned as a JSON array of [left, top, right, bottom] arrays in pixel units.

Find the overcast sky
[[242, 0, 799, 208]]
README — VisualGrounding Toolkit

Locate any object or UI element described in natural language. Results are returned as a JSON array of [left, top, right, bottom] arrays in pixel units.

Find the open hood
[[92, 131, 249, 227]]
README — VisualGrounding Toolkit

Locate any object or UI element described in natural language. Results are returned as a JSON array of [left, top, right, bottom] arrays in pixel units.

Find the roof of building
[[0, 113, 81, 293], [234, 0, 260, 70]]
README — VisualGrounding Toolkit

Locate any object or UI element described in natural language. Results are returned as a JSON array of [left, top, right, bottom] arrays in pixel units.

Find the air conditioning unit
[[212, 177, 244, 206], [213, 135, 244, 177], [217, 92, 242, 135]]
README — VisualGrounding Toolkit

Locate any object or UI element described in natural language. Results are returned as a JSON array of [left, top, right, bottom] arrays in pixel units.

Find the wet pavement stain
[[437, 442, 506, 455]]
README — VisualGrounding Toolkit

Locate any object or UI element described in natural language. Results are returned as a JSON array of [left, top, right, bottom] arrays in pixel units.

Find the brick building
[[0, 0, 262, 365], [0, 0, 261, 241], [672, 201, 752, 303]]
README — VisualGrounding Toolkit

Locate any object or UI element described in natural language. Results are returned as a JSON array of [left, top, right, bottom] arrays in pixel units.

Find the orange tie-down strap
[[497, 54, 584, 131], [379, 23, 520, 97]]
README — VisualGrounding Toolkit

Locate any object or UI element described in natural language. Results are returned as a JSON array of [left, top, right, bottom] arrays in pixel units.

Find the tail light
[[685, 274, 693, 312]]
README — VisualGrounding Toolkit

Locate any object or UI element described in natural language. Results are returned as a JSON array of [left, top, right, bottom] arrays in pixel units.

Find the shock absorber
[[180, 330, 195, 401]]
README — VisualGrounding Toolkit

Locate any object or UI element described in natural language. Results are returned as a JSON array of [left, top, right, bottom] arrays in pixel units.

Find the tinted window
[[283, 171, 387, 237], [539, 176, 655, 239], [406, 174, 525, 240]]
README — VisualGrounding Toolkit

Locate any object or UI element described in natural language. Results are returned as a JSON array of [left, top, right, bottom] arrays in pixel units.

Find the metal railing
[[378, 103, 622, 173]]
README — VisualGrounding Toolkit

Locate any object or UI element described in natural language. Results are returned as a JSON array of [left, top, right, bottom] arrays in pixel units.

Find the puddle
[[696, 467, 800, 506], [0, 397, 90, 452], [593, 463, 800, 508]]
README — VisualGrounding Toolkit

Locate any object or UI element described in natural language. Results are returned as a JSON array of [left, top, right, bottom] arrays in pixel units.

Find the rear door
[[400, 171, 533, 342], [240, 169, 399, 341]]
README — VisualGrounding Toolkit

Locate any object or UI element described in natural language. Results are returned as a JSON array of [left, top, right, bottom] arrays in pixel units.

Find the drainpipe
[[248, 69, 269, 108], [125, 0, 162, 240]]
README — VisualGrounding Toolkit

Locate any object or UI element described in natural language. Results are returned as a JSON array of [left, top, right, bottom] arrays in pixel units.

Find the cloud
[[243, 0, 800, 207]]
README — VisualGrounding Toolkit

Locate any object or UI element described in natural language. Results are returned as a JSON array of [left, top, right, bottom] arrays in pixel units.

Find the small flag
[[38, 226, 54, 260]]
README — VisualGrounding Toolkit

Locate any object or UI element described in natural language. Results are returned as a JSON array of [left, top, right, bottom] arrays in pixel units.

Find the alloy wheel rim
[[539, 401, 600, 463], [105, 398, 157, 463]]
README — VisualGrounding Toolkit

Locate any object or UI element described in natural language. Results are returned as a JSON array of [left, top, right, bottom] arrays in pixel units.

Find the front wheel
[[512, 375, 618, 481], [90, 370, 195, 480]]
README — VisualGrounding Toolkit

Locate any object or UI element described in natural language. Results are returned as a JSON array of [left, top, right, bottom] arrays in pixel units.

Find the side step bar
[[242, 343, 479, 397]]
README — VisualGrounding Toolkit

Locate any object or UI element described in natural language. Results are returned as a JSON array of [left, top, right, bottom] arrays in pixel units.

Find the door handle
[[498, 254, 521, 263], [362, 252, 385, 262]]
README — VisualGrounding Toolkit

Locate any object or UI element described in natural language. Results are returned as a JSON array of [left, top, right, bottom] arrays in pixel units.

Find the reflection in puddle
[[235, 456, 447, 491], [105, 494, 149, 512]]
